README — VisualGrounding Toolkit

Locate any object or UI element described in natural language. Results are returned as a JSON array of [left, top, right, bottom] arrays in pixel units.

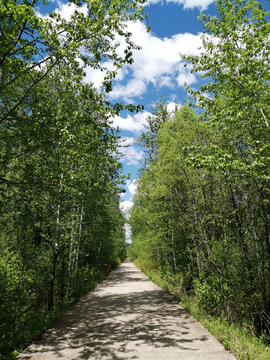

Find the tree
[[129, 94, 270, 335], [0, 0, 147, 124], [136, 97, 172, 168], [0, 0, 144, 349], [0, 64, 128, 355], [181, 0, 270, 331], [182, 0, 270, 180]]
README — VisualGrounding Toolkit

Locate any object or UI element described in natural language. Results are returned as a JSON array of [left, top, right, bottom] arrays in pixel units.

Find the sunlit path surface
[[17, 259, 236, 360]]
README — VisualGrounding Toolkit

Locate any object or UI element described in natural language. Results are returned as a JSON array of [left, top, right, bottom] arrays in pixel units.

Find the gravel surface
[[17, 258, 236, 359]]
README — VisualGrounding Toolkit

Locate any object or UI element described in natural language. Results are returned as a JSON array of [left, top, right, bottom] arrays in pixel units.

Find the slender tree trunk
[[170, 194, 177, 273], [69, 215, 75, 272], [75, 202, 84, 271], [48, 173, 63, 310]]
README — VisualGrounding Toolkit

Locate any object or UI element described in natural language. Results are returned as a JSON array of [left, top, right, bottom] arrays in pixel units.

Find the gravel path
[[17, 259, 236, 360]]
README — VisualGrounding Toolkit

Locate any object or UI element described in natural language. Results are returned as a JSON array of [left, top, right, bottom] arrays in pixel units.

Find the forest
[[128, 0, 270, 349], [2, 0, 270, 358], [0, 0, 148, 357]]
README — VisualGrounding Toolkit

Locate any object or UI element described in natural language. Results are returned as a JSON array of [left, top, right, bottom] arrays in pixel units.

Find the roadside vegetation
[[1, 265, 111, 359], [0, 0, 148, 358], [131, 258, 269, 360], [129, 0, 270, 359]]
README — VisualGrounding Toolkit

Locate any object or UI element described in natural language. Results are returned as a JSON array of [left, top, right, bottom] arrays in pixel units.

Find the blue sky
[[108, 0, 216, 213], [37, 0, 269, 240]]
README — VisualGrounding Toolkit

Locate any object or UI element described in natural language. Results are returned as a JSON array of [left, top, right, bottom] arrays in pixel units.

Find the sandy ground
[[17, 259, 236, 360]]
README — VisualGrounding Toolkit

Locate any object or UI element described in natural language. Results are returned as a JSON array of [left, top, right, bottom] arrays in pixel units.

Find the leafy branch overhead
[[0, 0, 148, 122], [182, 0, 270, 180]]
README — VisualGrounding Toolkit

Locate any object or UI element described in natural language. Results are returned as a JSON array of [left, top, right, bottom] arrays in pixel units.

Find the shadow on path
[[17, 259, 235, 360]]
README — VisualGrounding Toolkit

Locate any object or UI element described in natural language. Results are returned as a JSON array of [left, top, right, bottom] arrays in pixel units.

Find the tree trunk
[[48, 173, 63, 310], [75, 202, 84, 271]]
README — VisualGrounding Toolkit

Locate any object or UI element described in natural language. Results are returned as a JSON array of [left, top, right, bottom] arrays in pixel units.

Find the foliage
[[136, 97, 172, 168], [130, 92, 270, 348], [132, 257, 270, 360], [0, 0, 147, 123], [0, 253, 109, 359], [0, 0, 143, 357], [182, 0, 270, 179]]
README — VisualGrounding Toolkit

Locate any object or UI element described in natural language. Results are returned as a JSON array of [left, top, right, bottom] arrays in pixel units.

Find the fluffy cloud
[[177, 72, 197, 87], [54, 1, 88, 20], [82, 67, 105, 90], [83, 62, 129, 91], [108, 78, 147, 103], [39, 2, 203, 101], [159, 76, 174, 89], [167, 101, 181, 112], [124, 223, 132, 243], [112, 110, 151, 133], [119, 145, 145, 166], [36, 1, 88, 21], [146, 0, 215, 11], [120, 201, 134, 213], [106, 21, 202, 102], [126, 178, 139, 196], [123, 223, 132, 243], [117, 136, 145, 167], [119, 137, 135, 146], [82, 21, 202, 100]]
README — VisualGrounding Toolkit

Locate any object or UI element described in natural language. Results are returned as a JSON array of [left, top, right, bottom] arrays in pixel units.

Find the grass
[[132, 258, 270, 360]]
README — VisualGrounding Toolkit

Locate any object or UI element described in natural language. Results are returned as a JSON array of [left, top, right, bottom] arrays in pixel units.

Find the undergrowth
[[132, 258, 270, 360], [0, 264, 116, 360]]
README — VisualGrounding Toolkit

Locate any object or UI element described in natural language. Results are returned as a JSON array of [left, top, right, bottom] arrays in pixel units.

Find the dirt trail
[[17, 259, 236, 359]]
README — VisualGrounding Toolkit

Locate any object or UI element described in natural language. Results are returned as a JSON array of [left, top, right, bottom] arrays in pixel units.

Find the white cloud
[[146, 0, 215, 11], [177, 71, 197, 86], [83, 62, 129, 90], [176, 62, 197, 87], [82, 67, 105, 90], [126, 178, 138, 196], [119, 137, 135, 146], [109, 78, 147, 102], [41, 3, 203, 102], [106, 21, 203, 101], [39, 2, 204, 102], [112, 110, 151, 133], [55, 2, 88, 21], [36, 1, 88, 21], [124, 223, 132, 243], [120, 146, 145, 166], [120, 200, 134, 212], [159, 76, 174, 89], [117, 136, 144, 167], [167, 101, 181, 112]]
